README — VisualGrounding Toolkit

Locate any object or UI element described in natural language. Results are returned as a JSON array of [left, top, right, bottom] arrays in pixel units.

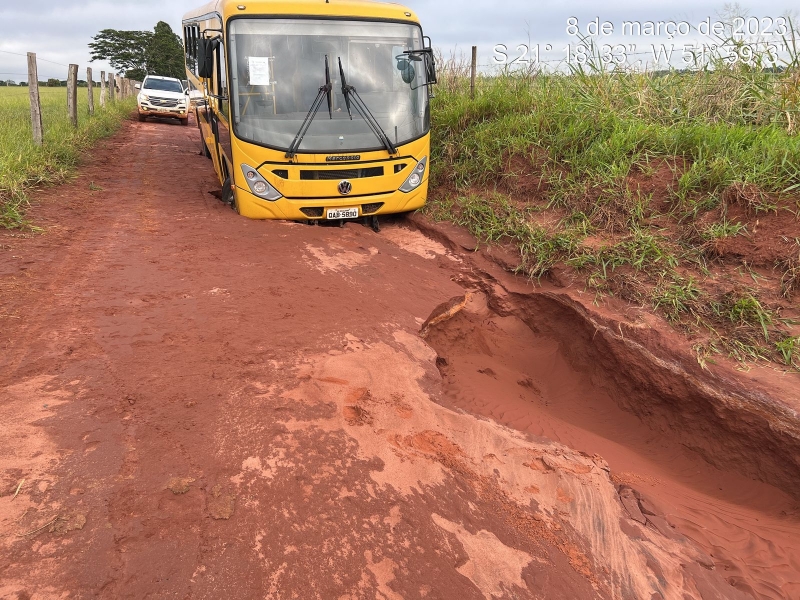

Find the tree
[[89, 28, 152, 80], [146, 22, 185, 79], [89, 21, 184, 80]]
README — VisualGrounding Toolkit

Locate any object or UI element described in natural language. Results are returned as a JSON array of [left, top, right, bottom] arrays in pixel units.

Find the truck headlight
[[240, 163, 282, 201], [399, 156, 427, 192]]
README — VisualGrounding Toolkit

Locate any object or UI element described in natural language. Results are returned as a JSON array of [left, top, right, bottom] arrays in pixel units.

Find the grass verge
[[426, 41, 800, 369], [0, 87, 136, 228]]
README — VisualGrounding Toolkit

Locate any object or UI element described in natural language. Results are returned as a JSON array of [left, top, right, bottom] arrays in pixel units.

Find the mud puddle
[[422, 290, 800, 600]]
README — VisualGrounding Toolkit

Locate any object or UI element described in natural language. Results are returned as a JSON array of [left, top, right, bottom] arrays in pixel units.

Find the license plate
[[327, 207, 359, 219]]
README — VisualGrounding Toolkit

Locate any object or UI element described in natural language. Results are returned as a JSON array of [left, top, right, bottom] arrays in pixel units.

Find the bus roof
[[183, 0, 419, 24]]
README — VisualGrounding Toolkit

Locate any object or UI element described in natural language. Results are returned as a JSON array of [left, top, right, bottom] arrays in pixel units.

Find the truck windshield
[[229, 19, 429, 153], [144, 79, 184, 93]]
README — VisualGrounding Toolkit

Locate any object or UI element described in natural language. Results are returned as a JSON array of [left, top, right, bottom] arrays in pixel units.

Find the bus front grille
[[300, 167, 383, 180]]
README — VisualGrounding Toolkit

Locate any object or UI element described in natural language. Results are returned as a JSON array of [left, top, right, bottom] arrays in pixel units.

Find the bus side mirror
[[197, 39, 216, 78], [422, 36, 437, 84], [134, 83, 141, 90], [425, 53, 437, 84]]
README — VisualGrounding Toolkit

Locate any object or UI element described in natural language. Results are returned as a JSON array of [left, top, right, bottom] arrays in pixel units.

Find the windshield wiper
[[285, 55, 334, 159], [337, 57, 397, 155]]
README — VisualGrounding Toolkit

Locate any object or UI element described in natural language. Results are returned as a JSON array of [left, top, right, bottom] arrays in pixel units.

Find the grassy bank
[[0, 87, 136, 228], [427, 49, 800, 368]]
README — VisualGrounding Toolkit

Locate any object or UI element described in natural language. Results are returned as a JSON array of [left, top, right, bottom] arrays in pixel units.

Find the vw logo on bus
[[338, 180, 353, 195]]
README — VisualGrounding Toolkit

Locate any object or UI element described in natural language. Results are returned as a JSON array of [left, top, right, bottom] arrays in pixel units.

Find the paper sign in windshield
[[248, 57, 271, 85]]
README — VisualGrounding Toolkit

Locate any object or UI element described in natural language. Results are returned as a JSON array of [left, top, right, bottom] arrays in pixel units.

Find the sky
[[0, 1, 797, 82]]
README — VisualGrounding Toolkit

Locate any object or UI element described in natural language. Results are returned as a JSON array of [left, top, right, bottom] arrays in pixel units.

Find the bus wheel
[[222, 177, 238, 213], [180, 118, 189, 126]]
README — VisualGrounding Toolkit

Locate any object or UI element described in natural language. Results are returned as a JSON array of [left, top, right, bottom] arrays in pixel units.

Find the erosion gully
[[413, 218, 800, 600]]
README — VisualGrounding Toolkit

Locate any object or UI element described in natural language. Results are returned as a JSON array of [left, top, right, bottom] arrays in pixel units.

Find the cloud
[[0, 0, 196, 80], [0, 1, 795, 81]]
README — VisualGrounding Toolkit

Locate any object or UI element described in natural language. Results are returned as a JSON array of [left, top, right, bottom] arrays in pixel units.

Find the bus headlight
[[240, 163, 282, 201], [399, 156, 427, 192]]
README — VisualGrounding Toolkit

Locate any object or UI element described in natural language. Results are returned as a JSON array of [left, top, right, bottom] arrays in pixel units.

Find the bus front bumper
[[234, 184, 428, 220]]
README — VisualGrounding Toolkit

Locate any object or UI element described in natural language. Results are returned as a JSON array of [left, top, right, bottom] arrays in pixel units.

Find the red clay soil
[[0, 115, 798, 599], [420, 290, 800, 600]]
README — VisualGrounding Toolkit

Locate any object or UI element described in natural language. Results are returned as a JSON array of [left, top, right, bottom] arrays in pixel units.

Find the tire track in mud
[[0, 126, 159, 595], [88, 124, 213, 596], [0, 118, 224, 596]]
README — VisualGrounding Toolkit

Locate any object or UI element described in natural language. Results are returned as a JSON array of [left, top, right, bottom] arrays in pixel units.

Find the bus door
[[199, 35, 231, 185], [211, 41, 232, 184]]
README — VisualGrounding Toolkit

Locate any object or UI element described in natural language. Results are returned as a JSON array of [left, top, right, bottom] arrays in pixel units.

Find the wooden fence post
[[100, 71, 106, 108], [108, 72, 115, 102], [67, 64, 78, 127], [470, 46, 477, 99], [27, 52, 43, 146], [87, 67, 94, 116]]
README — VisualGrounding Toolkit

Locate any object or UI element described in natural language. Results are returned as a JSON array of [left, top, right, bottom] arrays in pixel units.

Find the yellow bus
[[182, 0, 437, 228]]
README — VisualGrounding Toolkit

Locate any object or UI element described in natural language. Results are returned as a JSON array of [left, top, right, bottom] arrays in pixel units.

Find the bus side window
[[190, 27, 196, 73], [194, 27, 200, 72], [184, 24, 198, 75]]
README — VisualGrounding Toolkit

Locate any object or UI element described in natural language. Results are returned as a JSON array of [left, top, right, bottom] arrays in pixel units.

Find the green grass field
[[0, 86, 135, 228], [427, 41, 800, 368]]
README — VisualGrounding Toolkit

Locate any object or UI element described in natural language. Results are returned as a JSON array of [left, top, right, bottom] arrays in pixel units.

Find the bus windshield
[[229, 19, 430, 153]]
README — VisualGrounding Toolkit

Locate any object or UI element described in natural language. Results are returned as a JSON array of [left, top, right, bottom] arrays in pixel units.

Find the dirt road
[[1, 116, 799, 599]]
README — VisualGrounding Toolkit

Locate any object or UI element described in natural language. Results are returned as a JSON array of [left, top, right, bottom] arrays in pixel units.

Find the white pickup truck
[[136, 75, 190, 125]]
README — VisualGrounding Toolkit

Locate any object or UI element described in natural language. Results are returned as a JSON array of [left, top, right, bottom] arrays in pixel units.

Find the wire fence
[[0, 49, 70, 68], [8, 52, 139, 145]]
